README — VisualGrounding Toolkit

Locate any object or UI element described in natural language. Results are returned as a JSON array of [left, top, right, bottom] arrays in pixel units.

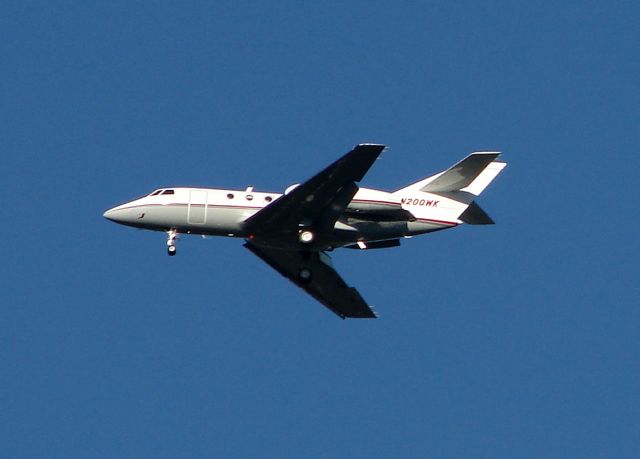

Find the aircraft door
[[188, 189, 208, 224]]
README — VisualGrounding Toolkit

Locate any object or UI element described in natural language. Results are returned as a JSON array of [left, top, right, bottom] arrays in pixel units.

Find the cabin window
[[227, 193, 234, 199], [265, 196, 272, 202], [246, 194, 254, 201], [161, 189, 175, 195]]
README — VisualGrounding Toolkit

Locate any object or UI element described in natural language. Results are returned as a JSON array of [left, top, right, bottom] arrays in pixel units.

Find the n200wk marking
[[401, 198, 439, 207]]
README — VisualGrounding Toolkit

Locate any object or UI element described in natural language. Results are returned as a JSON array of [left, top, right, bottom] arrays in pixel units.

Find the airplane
[[104, 144, 506, 319]]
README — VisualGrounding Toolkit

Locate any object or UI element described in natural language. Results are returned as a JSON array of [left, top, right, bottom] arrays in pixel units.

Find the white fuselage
[[103, 145, 505, 317], [104, 186, 459, 250]]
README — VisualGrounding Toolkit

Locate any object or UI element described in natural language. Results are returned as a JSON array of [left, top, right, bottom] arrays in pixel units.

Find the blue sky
[[2, 1, 638, 457]]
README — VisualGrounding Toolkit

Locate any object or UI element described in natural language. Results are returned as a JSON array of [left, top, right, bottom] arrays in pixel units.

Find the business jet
[[104, 144, 506, 319]]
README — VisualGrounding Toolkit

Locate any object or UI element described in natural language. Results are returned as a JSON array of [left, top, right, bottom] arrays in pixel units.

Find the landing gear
[[167, 229, 177, 256], [299, 230, 314, 244]]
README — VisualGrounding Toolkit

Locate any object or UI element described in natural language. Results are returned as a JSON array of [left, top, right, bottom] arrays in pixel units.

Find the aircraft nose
[[103, 206, 132, 224], [103, 202, 145, 225], [103, 207, 119, 222]]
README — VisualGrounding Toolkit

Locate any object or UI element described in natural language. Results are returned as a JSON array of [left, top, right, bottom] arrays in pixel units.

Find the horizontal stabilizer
[[421, 153, 500, 192], [459, 201, 495, 225]]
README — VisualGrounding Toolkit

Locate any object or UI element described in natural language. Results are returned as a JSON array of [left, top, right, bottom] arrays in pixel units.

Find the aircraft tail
[[392, 152, 506, 224]]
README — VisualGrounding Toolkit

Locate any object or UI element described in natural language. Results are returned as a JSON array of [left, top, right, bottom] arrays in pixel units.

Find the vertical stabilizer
[[392, 152, 506, 224], [460, 160, 506, 196], [394, 152, 503, 195]]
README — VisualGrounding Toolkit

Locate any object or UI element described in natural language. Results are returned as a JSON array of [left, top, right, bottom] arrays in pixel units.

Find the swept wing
[[243, 144, 385, 318], [245, 243, 376, 318], [243, 144, 385, 246]]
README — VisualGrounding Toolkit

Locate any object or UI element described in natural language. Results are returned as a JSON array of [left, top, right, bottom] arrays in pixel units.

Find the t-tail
[[392, 152, 507, 225]]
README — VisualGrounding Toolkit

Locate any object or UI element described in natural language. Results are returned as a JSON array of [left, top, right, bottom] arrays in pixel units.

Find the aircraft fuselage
[[103, 144, 505, 318], [103, 186, 456, 251]]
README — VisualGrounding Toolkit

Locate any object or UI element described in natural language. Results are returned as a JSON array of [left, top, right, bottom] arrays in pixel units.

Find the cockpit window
[[149, 189, 163, 196], [161, 189, 175, 195]]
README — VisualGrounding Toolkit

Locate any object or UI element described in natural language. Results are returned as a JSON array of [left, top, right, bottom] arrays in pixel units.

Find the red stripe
[[117, 203, 263, 211], [351, 198, 401, 206], [116, 200, 459, 226], [352, 198, 458, 225]]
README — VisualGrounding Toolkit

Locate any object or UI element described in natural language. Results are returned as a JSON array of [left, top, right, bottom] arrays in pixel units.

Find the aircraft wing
[[243, 144, 386, 239], [244, 242, 377, 319]]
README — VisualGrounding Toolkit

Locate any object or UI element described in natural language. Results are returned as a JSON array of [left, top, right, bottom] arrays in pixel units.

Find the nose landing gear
[[167, 229, 178, 256]]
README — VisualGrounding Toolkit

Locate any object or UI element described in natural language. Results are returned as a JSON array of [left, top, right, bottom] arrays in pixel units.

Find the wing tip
[[355, 143, 387, 154]]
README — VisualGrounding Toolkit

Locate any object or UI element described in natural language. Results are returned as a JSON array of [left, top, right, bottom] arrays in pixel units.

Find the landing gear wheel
[[298, 268, 313, 283], [299, 230, 314, 244], [166, 229, 178, 256]]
